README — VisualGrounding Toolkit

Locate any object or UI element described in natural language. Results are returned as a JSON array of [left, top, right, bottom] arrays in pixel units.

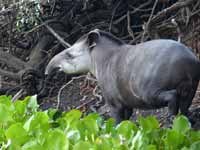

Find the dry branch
[[44, 24, 71, 48], [0, 51, 29, 70], [149, 0, 198, 26], [0, 68, 20, 80]]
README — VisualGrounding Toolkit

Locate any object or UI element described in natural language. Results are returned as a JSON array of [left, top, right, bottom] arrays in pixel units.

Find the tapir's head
[[45, 29, 124, 76]]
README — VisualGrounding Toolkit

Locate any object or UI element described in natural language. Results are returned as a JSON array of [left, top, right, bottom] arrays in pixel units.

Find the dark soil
[[40, 74, 200, 130]]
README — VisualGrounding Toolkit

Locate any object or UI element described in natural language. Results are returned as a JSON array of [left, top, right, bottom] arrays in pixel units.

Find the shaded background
[[0, 0, 199, 128]]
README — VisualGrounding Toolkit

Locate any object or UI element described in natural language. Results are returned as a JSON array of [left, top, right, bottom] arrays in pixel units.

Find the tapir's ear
[[87, 29, 100, 50]]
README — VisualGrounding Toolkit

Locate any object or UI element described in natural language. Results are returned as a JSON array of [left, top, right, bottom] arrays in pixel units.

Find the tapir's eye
[[65, 52, 74, 59]]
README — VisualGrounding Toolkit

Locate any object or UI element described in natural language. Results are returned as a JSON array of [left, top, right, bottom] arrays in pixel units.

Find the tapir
[[45, 29, 200, 123]]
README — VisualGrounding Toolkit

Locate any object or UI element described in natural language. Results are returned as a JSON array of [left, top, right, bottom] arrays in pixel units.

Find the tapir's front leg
[[108, 102, 133, 124]]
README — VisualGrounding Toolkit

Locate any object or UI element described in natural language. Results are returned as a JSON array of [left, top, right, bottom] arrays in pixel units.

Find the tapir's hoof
[[186, 112, 195, 126], [166, 115, 176, 126]]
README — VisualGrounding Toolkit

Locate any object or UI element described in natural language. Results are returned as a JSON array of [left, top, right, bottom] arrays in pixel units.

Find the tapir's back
[[129, 39, 198, 65], [118, 39, 200, 106]]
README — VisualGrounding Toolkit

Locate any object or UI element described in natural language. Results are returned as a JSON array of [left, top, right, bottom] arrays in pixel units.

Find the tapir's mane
[[76, 30, 125, 45], [98, 30, 125, 45]]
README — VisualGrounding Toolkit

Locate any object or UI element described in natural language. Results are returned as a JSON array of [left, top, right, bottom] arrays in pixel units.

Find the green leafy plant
[[0, 95, 199, 150]]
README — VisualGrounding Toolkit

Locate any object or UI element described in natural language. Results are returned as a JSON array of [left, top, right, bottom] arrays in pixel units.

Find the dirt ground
[[39, 74, 200, 130]]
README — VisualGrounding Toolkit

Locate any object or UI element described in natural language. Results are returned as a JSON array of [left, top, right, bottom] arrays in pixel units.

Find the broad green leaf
[[181, 147, 190, 150], [102, 118, 116, 135], [116, 120, 137, 140], [0, 96, 12, 107], [0, 96, 15, 125], [23, 115, 34, 131], [27, 95, 39, 112], [13, 100, 27, 122], [0, 104, 14, 125], [0, 96, 199, 150], [14, 100, 26, 115], [189, 131, 200, 142], [0, 128, 5, 143], [164, 130, 184, 148], [190, 141, 200, 150], [22, 96, 31, 105], [64, 109, 82, 122], [23, 112, 49, 145], [61, 110, 82, 128], [47, 109, 62, 120], [95, 136, 113, 150], [138, 116, 159, 132], [84, 113, 102, 126], [131, 131, 149, 150], [172, 115, 191, 133], [66, 130, 81, 144], [5, 123, 29, 146], [79, 115, 99, 140], [23, 112, 49, 132], [21, 140, 43, 150], [147, 145, 157, 150], [116, 144, 129, 150], [58, 109, 82, 131], [43, 129, 69, 150], [73, 141, 93, 150]]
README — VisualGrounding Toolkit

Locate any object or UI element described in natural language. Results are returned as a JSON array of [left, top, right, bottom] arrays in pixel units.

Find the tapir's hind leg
[[178, 80, 199, 116], [156, 90, 179, 116]]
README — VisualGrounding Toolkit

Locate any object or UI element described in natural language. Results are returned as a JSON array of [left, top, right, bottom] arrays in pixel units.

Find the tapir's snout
[[45, 51, 67, 75], [45, 46, 92, 75]]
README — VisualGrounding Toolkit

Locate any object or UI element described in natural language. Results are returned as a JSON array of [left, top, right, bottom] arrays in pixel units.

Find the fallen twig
[[141, 0, 159, 42], [12, 89, 24, 102], [57, 75, 86, 109], [127, 11, 135, 40]]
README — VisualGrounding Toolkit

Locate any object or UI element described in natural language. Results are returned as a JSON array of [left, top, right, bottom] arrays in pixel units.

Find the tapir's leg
[[179, 80, 199, 116], [156, 90, 179, 116], [123, 107, 133, 120], [109, 104, 132, 124]]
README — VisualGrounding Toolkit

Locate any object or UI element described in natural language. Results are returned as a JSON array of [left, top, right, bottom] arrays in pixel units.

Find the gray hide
[[46, 29, 200, 123]]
